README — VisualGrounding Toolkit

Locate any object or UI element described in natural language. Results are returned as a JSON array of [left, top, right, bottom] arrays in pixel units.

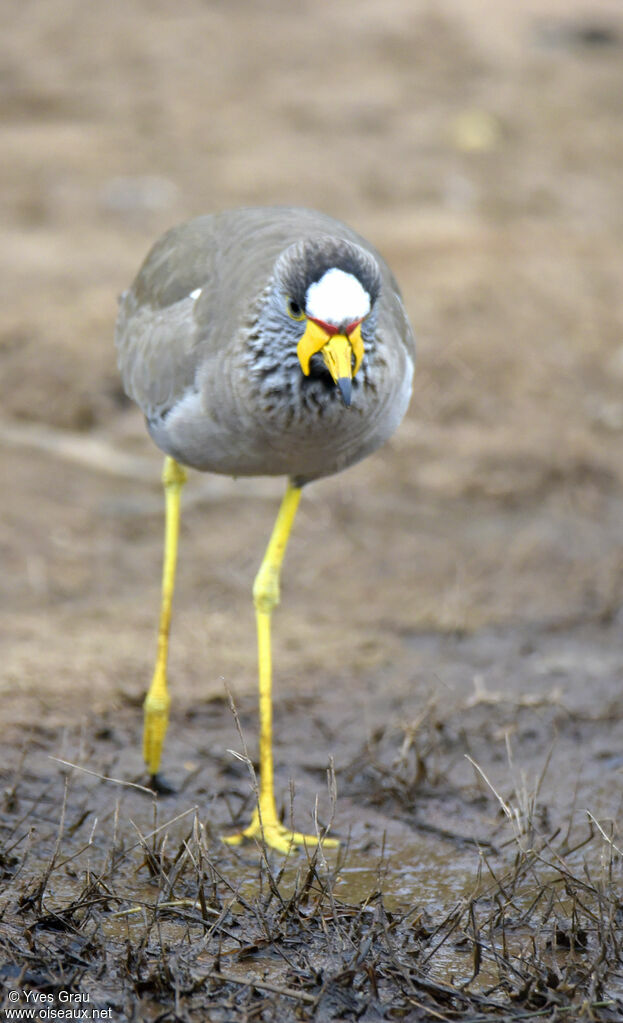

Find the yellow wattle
[[349, 323, 365, 375], [296, 319, 331, 375]]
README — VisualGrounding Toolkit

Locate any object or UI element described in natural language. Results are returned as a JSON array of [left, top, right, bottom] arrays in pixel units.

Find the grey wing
[[387, 283, 416, 365], [114, 218, 222, 420], [115, 287, 202, 420]]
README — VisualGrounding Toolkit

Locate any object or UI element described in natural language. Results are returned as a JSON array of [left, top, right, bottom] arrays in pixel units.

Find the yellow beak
[[296, 320, 364, 407], [320, 334, 354, 405]]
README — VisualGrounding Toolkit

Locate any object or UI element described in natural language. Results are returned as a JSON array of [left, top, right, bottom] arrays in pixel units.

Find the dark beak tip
[[337, 377, 352, 407]]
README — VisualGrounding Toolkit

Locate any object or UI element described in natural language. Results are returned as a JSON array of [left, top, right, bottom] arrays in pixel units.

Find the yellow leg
[[224, 481, 339, 853], [143, 456, 187, 780]]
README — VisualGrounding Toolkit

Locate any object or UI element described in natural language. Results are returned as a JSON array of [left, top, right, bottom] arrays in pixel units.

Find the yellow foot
[[223, 809, 339, 854]]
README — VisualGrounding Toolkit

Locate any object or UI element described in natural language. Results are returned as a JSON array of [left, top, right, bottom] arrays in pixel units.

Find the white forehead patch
[[305, 268, 371, 325], [189, 288, 202, 300]]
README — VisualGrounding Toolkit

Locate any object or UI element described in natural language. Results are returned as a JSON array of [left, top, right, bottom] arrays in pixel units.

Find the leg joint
[[253, 565, 280, 614]]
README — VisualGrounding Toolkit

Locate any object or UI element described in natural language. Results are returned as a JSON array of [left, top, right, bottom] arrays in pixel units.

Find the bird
[[115, 206, 415, 853]]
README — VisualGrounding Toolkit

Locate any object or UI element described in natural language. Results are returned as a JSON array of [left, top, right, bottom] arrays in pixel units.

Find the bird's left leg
[[143, 456, 186, 788], [224, 480, 339, 853]]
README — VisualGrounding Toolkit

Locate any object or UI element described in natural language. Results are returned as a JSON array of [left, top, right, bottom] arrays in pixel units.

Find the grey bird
[[115, 205, 415, 852]]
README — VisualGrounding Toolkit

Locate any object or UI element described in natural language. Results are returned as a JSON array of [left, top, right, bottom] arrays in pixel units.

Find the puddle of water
[[335, 838, 478, 910]]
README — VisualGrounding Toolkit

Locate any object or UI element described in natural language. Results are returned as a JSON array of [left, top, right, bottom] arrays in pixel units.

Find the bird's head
[[274, 236, 382, 406]]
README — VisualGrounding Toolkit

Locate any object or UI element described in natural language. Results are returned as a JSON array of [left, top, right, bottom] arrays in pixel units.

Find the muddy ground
[[1, 1, 623, 1019]]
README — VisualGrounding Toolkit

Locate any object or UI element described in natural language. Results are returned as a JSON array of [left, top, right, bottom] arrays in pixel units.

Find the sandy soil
[[1, 1, 623, 1018]]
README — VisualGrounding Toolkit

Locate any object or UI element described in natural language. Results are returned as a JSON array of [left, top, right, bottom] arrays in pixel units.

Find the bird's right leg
[[224, 481, 339, 853], [143, 456, 186, 787]]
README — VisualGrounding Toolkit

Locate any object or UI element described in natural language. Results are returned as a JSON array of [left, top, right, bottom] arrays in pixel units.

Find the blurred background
[[1, 0, 623, 757]]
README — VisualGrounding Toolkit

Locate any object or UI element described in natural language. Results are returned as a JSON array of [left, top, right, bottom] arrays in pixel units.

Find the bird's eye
[[286, 298, 305, 321]]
